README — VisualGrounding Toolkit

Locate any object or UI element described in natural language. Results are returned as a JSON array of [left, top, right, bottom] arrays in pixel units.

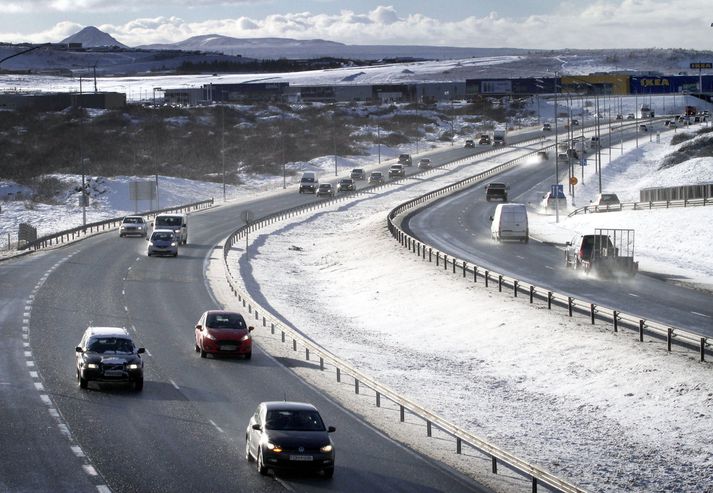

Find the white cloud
[[1, 2, 712, 49]]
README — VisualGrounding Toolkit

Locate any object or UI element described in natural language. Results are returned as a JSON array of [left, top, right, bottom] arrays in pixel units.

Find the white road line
[[516, 255, 525, 260], [122, 289, 125, 296], [34, 382, 44, 391], [58, 424, 70, 437], [145, 349, 152, 357], [26, 361, 35, 367], [71, 445, 85, 458], [692, 311, 711, 318], [130, 325, 136, 332], [124, 306, 129, 312], [22, 318, 29, 324], [23, 342, 29, 348], [29, 371, 38, 378], [28, 294, 34, 300], [24, 351, 32, 358], [49, 408, 59, 418], [209, 419, 224, 433], [23, 312, 30, 317], [22, 333, 28, 340], [97, 486, 111, 493], [82, 464, 98, 476], [40, 394, 51, 405], [629, 293, 640, 298], [24, 305, 31, 310], [170, 380, 180, 390], [275, 477, 297, 491]]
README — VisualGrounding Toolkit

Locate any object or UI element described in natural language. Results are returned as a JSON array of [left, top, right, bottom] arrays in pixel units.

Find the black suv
[[485, 182, 508, 202], [398, 154, 413, 166], [564, 234, 616, 269], [75, 327, 145, 391]]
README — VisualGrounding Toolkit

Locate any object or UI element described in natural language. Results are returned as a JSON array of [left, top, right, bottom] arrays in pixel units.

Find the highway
[[0, 151, 500, 492]]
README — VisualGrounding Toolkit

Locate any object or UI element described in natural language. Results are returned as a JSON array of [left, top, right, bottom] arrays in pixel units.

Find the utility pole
[[554, 73, 560, 223], [221, 105, 226, 201]]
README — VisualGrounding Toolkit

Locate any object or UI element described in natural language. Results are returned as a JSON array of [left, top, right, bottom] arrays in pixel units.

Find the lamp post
[[221, 105, 226, 201], [554, 72, 560, 223]]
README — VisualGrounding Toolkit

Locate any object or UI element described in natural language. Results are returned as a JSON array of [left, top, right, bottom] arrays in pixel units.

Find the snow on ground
[[227, 125, 713, 492]]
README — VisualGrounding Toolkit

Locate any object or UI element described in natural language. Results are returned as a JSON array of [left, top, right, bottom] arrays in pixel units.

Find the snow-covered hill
[[60, 26, 127, 48]]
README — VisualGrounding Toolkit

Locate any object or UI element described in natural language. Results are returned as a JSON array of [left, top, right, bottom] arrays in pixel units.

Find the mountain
[[60, 26, 127, 48], [138, 34, 523, 60]]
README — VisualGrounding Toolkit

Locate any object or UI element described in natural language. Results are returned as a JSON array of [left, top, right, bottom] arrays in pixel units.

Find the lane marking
[[71, 446, 85, 458], [40, 394, 51, 405], [29, 371, 38, 378], [34, 382, 44, 391], [145, 349, 152, 357], [692, 311, 711, 318], [58, 424, 71, 437], [82, 464, 98, 476], [209, 420, 224, 434], [24, 351, 32, 358], [23, 342, 29, 348], [124, 306, 129, 312], [26, 361, 35, 367], [516, 255, 525, 260], [49, 408, 59, 418], [170, 380, 180, 390], [629, 293, 639, 298], [97, 486, 111, 493]]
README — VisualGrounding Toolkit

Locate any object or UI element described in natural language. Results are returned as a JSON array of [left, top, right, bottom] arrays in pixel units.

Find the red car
[[194, 310, 254, 359]]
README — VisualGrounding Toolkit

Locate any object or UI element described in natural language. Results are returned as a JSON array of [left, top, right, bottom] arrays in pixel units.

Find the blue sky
[[1, 1, 711, 49]]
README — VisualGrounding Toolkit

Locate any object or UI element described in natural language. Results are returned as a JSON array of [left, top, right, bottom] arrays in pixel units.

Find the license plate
[[221, 345, 237, 351], [289, 455, 313, 461], [104, 370, 123, 377]]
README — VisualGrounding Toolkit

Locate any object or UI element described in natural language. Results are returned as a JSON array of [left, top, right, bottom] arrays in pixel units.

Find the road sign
[[569, 176, 578, 185], [690, 62, 712, 69], [551, 184, 564, 198], [240, 209, 254, 225]]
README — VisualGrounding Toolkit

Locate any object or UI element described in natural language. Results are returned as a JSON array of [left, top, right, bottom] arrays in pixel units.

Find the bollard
[[568, 297, 573, 316], [271, 323, 275, 335], [444, 255, 447, 270], [263, 316, 266, 327], [590, 304, 596, 324], [532, 477, 538, 493], [701, 338, 706, 362], [376, 392, 381, 407], [513, 280, 518, 297], [485, 271, 489, 287], [548, 291, 553, 309], [456, 438, 462, 454], [337, 368, 341, 382], [529, 285, 534, 303], [355, 379, 359, 394], [474, 267, 478, 283], [400, 405, 405, 422], [281, 331, 285, 343], [293, 339, 297, 351], [429, 248, 432, 262], [613, 311, 618, 332], [426, 421, 431, 437], [498, 275, 502, 292], [305, 348, 310, 361], [463, 262, 467, 277], [639, 320, 645, 342], [667, 328, 673, 352], [436, 252, 439, 266], [452, 260, 456, 274], [492, 456, 498, 474]]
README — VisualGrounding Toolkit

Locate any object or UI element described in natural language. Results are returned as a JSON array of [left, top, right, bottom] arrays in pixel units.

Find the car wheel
[[200, 346, 207, 358], [257, 449, 268, 476], [119, 233, 124, 237], [244, 351, 252, 360], [194, 342, 200, 353], [134, 378, 143, 392], [245, 438, 253, 462], [323, 467, 334, 479], [147, 252, 152, 257], [78, 371, 88, 389], [173, 252, 178, 257]]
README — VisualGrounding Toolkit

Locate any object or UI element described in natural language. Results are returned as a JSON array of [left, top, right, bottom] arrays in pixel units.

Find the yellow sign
[[569, 176, 578, 185]]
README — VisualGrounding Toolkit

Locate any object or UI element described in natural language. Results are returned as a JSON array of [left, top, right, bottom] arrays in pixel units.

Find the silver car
[[119, 216, 147, 238]]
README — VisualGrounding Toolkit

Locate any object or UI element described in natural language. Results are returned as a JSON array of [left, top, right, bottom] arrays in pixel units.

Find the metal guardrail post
[[456, 438, 462, 454], [305, 348, 310, 360], [639, 320, 645, 342], [492, 456, 497, 474], [530, 286, 534, 303], [613, 311, 618, 332], [667, 328, 673, 352], [336, 368, 341, 382], [355, 379, 359, 394], [513, 280, 518, 297], [427, 421, 432, 437], [400, 405, 405, 422], [376, 392, 381, 407], [548, 292, 552, 309], [474, 267, 477, 283], [590, 304, 596, 324], [568, 297, 573, 316], [702, 339, 706, 362]]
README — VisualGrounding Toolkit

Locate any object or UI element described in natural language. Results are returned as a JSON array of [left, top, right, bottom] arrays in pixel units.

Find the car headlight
[[127, 363, 140, 370], [320, 444, 333, 453], [266, 442, 283, 453], [170, 242, 177, 247], [120, 225, 126, 230], [86, 363, 98, 369], [137, 226, 143, 230], [204, 333, 217, 341], [239, 334, 251, 342], [148, 242, 154, 246]]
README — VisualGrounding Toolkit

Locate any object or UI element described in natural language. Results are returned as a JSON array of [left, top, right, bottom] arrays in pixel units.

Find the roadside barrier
[[568, 196, 713, 216], [18, 199, 214, 251], [221, 140, 586, 493]]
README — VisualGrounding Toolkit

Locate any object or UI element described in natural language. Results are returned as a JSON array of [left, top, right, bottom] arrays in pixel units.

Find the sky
[[1, 0, 712, 50]]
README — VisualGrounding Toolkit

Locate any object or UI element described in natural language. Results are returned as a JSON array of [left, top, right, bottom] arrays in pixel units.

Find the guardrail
[[568, 196, 713, 216], [640, 183, 713, 202], [18, 199, 214, 251], [221, 141, 586, 493], [386, 158, 711, 367]]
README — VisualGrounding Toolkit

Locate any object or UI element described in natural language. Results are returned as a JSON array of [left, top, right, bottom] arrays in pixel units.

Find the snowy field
[[225, 125, 713, 492]]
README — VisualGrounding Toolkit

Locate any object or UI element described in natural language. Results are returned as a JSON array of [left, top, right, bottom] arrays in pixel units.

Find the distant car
[[246, 401, 336, 478], [464, 139, 475, 148], [368, 171, 385, 185], [316, 183, 334, 197], [194, 310, 254, 359], [147, 229, 178, 257], [418, 158, 432, 169], [639, 124, 648, 132], [478, 135, 491, 145], [75, 327, 145, 391], [592, 193, 621, 210], [541, 191, 567, 211], [485, 182, 508, 202], [388, 164, 405, 178], [571, 119, 579, 126], [542, 123, 552, 131], [336, 178, 356, 192], [626, 113, 635, 120], [668, 121, 677, 128], [119, 216, 147, 238], [350, 168, 366, 180], [398, 154, 413, 166], [616, 114, 624, 120], [536, 150, 549, 161]]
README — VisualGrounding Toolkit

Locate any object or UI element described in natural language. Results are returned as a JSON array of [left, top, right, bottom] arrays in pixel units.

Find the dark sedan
[[194, 310, 254, 359], [75, 327, 145, 391], [336, 178, 356, 192], [246, 401, 336, 478]]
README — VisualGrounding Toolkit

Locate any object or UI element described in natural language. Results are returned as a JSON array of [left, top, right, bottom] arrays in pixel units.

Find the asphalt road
[[405, 126, 713, 336], [1, 154, 498, 492]]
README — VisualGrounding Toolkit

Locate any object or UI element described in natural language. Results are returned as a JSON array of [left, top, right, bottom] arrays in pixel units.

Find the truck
[[564, 228, 638, 277], [640, 104, 654, 118], [493, 126, 507, 146]]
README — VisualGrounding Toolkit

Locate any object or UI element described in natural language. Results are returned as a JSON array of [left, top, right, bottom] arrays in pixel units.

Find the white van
[[153, 213, 188, 245], [490, 203, 528, 243], [298, 171, 318, 194]]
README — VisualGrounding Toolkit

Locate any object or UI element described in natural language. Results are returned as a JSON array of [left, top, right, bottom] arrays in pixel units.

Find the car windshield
[[152, 232, 174, 241], [123, 217, 143, 224], [371, 173, 382, 178], [265, 409, 326, 431], [156, 217, 181, 227], [87, 337, 134, 354], [206, 313, 247, 330], [301, 176, 315, 183], [318, 184, 331, 189]]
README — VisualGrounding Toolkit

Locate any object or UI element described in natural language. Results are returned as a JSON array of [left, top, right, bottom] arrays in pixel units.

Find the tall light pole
[[221, 105, 226, 201], [554, 72, 560, 223]]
